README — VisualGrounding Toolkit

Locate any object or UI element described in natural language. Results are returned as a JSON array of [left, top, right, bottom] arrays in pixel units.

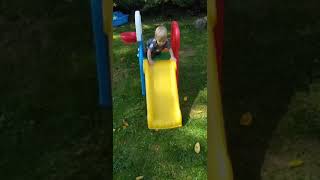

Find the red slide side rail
[[171, 21, 180, 86], [214, 0, 224, 83]]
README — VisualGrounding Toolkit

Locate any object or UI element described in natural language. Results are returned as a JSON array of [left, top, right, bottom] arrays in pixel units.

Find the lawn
[[0, 2, 112, 179], [112, 17, 208, 179], [223, 1, 320, 179]]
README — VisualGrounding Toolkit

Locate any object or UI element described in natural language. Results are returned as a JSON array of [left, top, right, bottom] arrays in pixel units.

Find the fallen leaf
[[136, 176, 144, 180], [193, 110, 203, 114], [288, 160, 304, 168], [123, 120, 129, 127], [240, 112, 253, 126], [184, 96, 188, 101], [194, 142, 200, 154]]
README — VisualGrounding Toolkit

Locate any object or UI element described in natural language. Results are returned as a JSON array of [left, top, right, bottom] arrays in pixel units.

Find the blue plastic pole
[[138, 40, 146, 96], [90, 0, 112, 107], [135, 11, 146, 96]]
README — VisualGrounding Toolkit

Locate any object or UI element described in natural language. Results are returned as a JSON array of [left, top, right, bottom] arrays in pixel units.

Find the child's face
[[156, 38, 167, 47]]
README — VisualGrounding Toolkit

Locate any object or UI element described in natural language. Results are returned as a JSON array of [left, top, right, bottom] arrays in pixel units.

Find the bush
[[113, 0, 145, 13], [171, 0, 196, 7], [113, 0, 206, 14]]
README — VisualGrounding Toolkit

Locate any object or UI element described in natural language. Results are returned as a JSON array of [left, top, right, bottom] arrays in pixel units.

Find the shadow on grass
[[112, 122, 207, 179], [0, 1, 113, 179], [222, 2, 320, 179], [179, 64, 207, 126], [177, 23, 207, 126]]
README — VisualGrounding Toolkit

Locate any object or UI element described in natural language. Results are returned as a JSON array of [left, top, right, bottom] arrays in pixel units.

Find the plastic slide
[[143, 60, 182, 129], [207, 0, 233, 179]]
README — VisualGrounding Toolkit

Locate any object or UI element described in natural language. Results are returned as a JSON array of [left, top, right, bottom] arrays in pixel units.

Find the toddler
[[145, 25, 177, 65]]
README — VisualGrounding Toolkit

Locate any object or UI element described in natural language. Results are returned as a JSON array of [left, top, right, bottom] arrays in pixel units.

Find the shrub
[[113, 0, 206, 14]]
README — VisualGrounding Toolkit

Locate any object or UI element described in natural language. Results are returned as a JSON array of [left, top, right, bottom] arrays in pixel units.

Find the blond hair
[[155, 25, 167, 41]]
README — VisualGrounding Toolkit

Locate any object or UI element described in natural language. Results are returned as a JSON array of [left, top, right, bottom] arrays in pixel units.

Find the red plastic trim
[[214, 0, 224, 83], [120, 32, 137, 44], [171, 21, 180, 86]]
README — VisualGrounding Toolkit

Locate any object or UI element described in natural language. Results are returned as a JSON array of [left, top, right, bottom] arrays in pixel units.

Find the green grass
[[112, 17, 208, 179], [223, 1, 320, 179], [0, 1, 113, 179], [261, 83, 320, 180]]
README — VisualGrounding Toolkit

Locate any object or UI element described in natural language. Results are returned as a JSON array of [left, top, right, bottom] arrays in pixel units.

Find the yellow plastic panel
[[143, 60, 182, 129]]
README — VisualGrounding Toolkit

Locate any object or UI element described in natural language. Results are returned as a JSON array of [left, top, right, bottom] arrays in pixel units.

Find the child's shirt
[[146, 38, 171, 55]]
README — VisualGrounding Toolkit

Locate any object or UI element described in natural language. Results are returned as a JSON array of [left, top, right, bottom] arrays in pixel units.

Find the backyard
[[112, 16, 208, 179], [0, 0, 319, 179]]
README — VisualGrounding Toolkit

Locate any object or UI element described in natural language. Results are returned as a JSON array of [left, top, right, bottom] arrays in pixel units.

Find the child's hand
[[149, 59, 155, 65], [171, 56, 177, 62]]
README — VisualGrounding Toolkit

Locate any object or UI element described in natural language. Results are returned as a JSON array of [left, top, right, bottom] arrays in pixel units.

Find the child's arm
[[169, 48, 177, 61], [147, 49, 154, 65]]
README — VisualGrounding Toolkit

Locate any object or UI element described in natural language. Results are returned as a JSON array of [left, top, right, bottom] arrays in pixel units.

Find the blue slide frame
[[90, 0, 112, 107]]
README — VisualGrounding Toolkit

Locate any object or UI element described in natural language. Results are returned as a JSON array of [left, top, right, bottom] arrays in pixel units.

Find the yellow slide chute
[[143, 60, 182, 129]]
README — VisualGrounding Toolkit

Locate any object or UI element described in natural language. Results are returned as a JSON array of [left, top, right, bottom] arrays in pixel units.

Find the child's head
[[155, 25, 167, 46]]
